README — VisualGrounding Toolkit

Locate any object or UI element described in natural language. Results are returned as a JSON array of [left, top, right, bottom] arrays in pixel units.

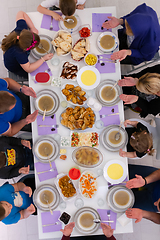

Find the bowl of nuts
[[84, 53, 98, 66]]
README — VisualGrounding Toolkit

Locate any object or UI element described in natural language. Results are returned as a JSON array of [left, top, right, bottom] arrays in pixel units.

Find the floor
[[0, 0, 160, 239]]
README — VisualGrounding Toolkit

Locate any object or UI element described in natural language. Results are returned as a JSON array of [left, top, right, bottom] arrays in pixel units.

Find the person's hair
[[0, 203, 6, 221], [130, 130, 155, 156], [125, 19, 134, 36], [59, 0, 76, 16], [0, 91, 16, 113], [136, 73, 160, 95], [0, 152, 6, 168], [1, 29, 40, 52]]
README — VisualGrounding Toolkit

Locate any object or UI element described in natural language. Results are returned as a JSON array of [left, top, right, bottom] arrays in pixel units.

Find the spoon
[[93, 219, 114, 224], [42, 109, 46, 121], [114, 122, 123, 141], [37, 168, 56, 174], [38, 43, 49, 53], [43, 194, 53, 215], [89, 175, 102, 183], [105, 79, 119, 98], [64, 18, 74, 23]]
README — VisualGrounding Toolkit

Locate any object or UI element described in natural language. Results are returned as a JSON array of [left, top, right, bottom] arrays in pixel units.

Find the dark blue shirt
[[0, 78, 22, 134], [4, 19, 29, 74]]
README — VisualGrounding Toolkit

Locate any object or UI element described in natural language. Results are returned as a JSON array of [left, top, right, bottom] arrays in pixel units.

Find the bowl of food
[[59, 14, 81, 34], [34, 136, 60, 163], [60, 106, 95, 131], [71, 132, 99, 147], [100, 125, 128, 152], [95, 80, 122, 106], [55, 174, 77, 201], [72, 146, 103, 168], [32, 35, 54, 59], [33, 184, 60, 211], [60, 61, 79, 81], [79, 24, 92, 38], [51, 30, 72, 56], [84, 53, 98, 66], [71, 38, 90, 61], [97, 32, 118, 53]]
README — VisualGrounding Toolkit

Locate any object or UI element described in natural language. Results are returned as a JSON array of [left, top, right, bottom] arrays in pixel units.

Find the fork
[[38, 124, 59, 128], [98, 55, 112, 60], [98, 60, 117, 64], [107, 210, 111, 226], [43, 222, 61, 227], [100, 113, 119, 118], [49, 16, 53, 30]]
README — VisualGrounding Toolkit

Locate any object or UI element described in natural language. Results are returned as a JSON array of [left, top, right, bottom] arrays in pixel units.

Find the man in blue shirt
[[0, 77, 38, 136]]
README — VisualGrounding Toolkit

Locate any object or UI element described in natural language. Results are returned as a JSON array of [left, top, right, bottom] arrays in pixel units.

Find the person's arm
[[11, 182, 32, 196], [1, 110, 38, 137], [20, 204, 35, 220], [118, 76, 138, 87], [16, 11, 38, 34], [119, 149, 137, 158], [102, 16, 123, 29], [60, 222, 75, 240], [124, 120, 138, 128], [37, 5, 63, 21], [76, 2, 85, 9], [111, 49, 132, 62], [101, 223, 116, 240]]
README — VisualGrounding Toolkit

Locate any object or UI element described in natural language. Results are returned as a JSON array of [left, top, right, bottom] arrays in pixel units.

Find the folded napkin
[[30, 62, 52, 77], [41, 211, 62, 233], [92, 13, 112, 32], [97, 209, 117, 230], [99, 105, 120, 127], [37, 115, 58, 135], [35, 161, 58, 182], [95, 54, 116, 74], [41, 13, 62, 31]]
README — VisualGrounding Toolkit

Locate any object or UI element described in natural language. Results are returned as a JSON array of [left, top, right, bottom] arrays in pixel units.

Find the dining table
[[28, 6, 133, 239]]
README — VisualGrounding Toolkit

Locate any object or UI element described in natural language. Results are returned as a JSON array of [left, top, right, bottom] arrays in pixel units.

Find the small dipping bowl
[[84, 53, 98, 66], [51, 57, 60, 66], [69, 168, 81, 180]]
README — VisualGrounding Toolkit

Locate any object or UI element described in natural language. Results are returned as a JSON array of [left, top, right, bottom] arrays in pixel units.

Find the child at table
[[1, 11, 53, 79], [119, 120, 154, 158], [37, 0, 86, 21]]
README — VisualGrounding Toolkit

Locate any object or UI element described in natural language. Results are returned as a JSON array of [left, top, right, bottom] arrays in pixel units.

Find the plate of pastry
[[61, 83, 87, 106], [51, 30, 72, 56]]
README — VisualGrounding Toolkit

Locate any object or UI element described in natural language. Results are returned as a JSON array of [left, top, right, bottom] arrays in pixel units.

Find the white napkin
[[117, 213, 131, 227]]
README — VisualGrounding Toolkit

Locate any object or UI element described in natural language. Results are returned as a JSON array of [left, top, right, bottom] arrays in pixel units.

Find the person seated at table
[[1, 11, 53, 79], [118, 64, 160, 118], [0, 181, 35, 225], [125, 164, 160, 224], [0, 136, 34, 179], [0, 77, 38, 136], [102, 3, 160, 65], [37, 0, 86, 21], [119, 120, 154, 158], [60, 222, 116, 240]]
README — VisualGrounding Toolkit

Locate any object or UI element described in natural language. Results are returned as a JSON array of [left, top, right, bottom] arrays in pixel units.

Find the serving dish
[[73, 207, 100, 234], [71, 131, 99, 147], [31, 35, 54, 59], [33, 184, 60, 211], [71, 38, 90, 61], [72, 146, 103, 168], [78, 24, 92, 38], [52, 30, 72, 56], [77, 66, 100, 90], [100, 125, 128, 152], [60, 61, 79, 81], [34, 89, 60, 116], [106, 185, 135, 213], [97, 32, 118, 53], [103, 159, 127, 184], [59, 14, 81, 34], [95, 80, 122, 106], [33, 136, 60, 163], [84, 53, 98, 66]]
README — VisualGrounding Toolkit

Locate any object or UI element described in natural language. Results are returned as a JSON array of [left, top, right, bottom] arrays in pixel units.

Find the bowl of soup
[[59, 14, 81, 34], [97, 32, 118, 53], [113, 189, 132, 209]]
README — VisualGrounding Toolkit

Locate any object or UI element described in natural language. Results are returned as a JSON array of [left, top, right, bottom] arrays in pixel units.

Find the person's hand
[[43, 53, 54, 61], [23, 204, 35, 219], [102, 16, 121, 29], [60, 222, 75, 236], [154, 198, 160, 212], [30, 27, 38, 34], [19, 165, 30, 174], [118, 77, 138, 87], [111, 49, 131, 62], [77, 4, 85, 9], [126, 208, 143, 223], [124, 119, 134, 127], [126, 174, 145, 189], [21, 140, 31, 149], [21, 85, 37, 98], [119, 148, 127, 157], [101, 223, 114, 238], [23, 185, 32, 197], [25, 110, 38, 125], [52, 12, 63, 21], [119, 94, 139, 104]]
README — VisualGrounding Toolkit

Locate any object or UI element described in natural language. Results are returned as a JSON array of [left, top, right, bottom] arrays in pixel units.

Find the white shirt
[[41, 0, 86, 8]]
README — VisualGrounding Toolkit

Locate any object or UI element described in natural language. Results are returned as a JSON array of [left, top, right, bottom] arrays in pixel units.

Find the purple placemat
[[108, 176, 128, 187], [95, 54, 115, 74], [30, 62, 52, 77], [37, 115, 58, 135], [41, 13, 62, 31], [99, 105, 120, 127], [92, 13, 112, 32], [41, 211, 62, 233], [97, 209, 117, 230], [35, 161, 58, 182]]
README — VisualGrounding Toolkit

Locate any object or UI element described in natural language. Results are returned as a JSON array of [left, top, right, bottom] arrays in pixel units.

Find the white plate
[[61, 83, 87, 106], [60, 61, 79, 81], [103, 160, 127, 184], [77, 66, 101, 90], [97, 32, 119, 53], [59, 15, 81, 34]]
